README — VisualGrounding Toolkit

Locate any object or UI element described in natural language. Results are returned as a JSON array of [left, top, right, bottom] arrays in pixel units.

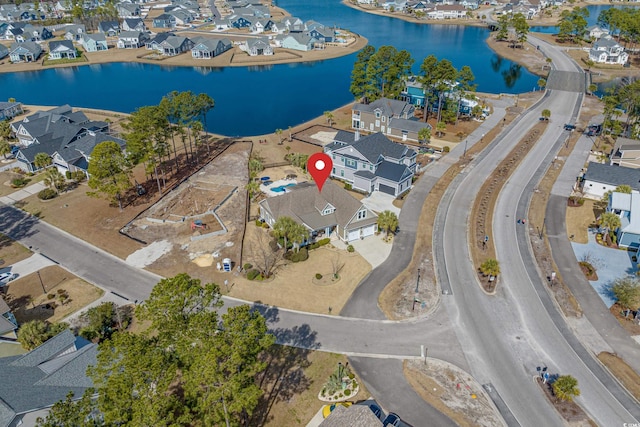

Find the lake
[[2, 0, 540, 136], [529, 4, 636, 34]]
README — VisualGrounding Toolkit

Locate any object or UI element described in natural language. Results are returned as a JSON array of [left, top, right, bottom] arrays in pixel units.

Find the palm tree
[[288, 222, 308, 253], [273, 216, 297, 251], [377, 210, 399, 237], [435, 121, 446, 137], [418, 127, 431, 145], [275, 128, 284, 144], [44, 168, 65, 192], [600, 212, 621, 245], [324, 111, 334, 127], [552, 375, 580, 402], [541, 109, 551, 121], [480, 258, 500, 278], [34, 152, 52, 171], [538, 78, 547, 90], [245, 180, 260, 201], [0, 140, 10, 160]]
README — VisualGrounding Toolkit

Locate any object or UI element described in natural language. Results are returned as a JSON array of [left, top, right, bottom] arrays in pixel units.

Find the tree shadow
[[248, 306, 320, 426], [0, 205, 40, 244], [599, 280, 616, 302]]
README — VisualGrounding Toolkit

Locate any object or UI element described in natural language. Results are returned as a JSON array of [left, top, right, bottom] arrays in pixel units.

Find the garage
[[378, 183, 396, 196], [347, 229, 360, 242], [361, 225, 375, 237]]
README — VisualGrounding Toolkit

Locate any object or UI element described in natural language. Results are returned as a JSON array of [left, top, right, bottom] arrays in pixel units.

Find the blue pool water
[[271, 183, 297, 193]]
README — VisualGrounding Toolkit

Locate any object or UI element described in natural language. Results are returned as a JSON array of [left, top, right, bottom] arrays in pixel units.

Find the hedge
[[308, 238, 331, 250], [38, 188, 58, 200], [247, 269, 261, 280], [285, 247, 308, 262]]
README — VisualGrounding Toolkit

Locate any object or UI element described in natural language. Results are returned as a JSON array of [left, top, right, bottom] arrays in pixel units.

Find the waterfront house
[[425, 4, 467, 19], [153, 13, 177, 28], [0, 43, 7, 59], [246, 37, 272, 55], [325, 131, 416, 197], [351, 97, 432, 143], [122, 17, 146, 32], [581, 162, 640, 199], [259, 180, 379, 243], [157, 35, 193, 56], [117, 31, 148, 48], [48, 40, 76, 60], [610, 138, 640, 169], [0, 330, 97, 427], [190, 37, 232, 58], [98, 20, 120, 36], [607, 192, 640, 249], [81, 33, 108, 52], [63, 23, 85, 41], [117, 2, 141, 17], [587, 24, 609, 40], [282, 16, 304, 32], [146, 32, 173, 50], [0, 101, 22, 121], [308, 25, 334, 43], [9, 41, 42, 62], [589, 35, 629, 65], [11, 105, 95, 146], [280, 33, 316, 51], [51, 131, 126, 177], [382, 1, 408, 12]]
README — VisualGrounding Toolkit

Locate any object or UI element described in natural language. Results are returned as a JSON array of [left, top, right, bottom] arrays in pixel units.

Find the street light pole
[[415, 268, 421, 293], [463, 139, 468, 158], [37, 271, 46, 295]]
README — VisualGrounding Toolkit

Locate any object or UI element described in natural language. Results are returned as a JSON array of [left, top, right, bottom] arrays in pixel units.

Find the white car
[[0, 272, 16, 285]]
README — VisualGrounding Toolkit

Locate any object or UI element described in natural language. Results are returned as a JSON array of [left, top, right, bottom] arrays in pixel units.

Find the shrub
[[344, 389, 351, 396], [47, 294, 56, 300], [347, 245, 355, 253], [72, 171, 86, 181], [443, 146, 450, 153], [309, 238, 331, 250], [11, 177, 29, 188], [285, 247, 308, 262], [255, 219, 263, 227], [247, 269, 261, 280], [262, 222, 270, 229], [315, 273, 323, 280], [344, 183, 352, 190], [65, 171, 72, 179], [38, 188, 58, 200], [243, 263, 253, 270]]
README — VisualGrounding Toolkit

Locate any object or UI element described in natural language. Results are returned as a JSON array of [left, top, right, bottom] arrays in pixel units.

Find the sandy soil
[[485, 36, 549, 78]]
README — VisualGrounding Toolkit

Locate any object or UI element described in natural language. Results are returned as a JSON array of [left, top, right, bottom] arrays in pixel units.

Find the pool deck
[[261, 179, 299, 197]]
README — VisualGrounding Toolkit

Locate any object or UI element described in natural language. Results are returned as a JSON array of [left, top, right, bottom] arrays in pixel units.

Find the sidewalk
[[0, 181, 46, 205]]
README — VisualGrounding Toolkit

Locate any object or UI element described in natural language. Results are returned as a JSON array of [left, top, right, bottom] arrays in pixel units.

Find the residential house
[[581, 161, 640, 199], [610, 138, 640, 169], [0, 101, 23, 121], [0, 330, 97, 427], [279, 33, 316, 51], [190, 37, 232, 58], [9, 41, 42, 62], [168, 9, 194, 26], [228, 14, 252, 28], [122, 17, 146, 32], [250, 18, 272, 33], [607, 191, 640, 249], [153, 13, 177, 28], [211, 19, 230, 31], [246, 37, 272, 55], [425, 4, 467, 19], [63, 24, 85, 41], [282, 16, 304, 32], [319, 404, 383, 427], [98, 20, 120, 36], [48, 40, 76, 60], [117, 30, 148, 48], [589, 35, 629, 65], [259, 180, 379, 243], [51, 131, 126, 177], [155, 35, 193, 56], [81, 33, 108, 52], [382, 1, 408, 12], [351, 97, 432, 143], [0, 44, 8, 60], [587, 24, 609, 40], [308, 26, 334, 43], [325, 131, 416, 196], [117, 2, 140, 17], [21, 24, 53, 41], [0, 297, 18, 340], [146, 32, 173, 50], [400, 76, 427, 107]]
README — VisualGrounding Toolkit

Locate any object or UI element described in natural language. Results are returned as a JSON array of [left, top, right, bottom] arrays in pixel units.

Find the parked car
[[383, 412, 401, 426], [587, 124, 602, 136], [564, 124, 576, 131], [0, 272, 16, 285]]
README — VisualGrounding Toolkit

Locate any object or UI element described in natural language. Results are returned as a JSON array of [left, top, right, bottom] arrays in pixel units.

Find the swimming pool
[[271, 183, 296, 193]]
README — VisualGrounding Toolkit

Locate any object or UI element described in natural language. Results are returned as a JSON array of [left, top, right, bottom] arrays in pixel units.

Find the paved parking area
[[571, 228, 637, 307], [362, 191, 400, 215]]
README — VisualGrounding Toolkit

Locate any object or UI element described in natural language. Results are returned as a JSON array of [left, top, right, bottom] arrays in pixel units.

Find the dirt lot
[[2, 265, 103, 324], [565, 199, 602, 244], [0, 234, 31, 267]]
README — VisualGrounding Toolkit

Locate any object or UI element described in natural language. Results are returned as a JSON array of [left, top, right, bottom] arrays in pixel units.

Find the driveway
[[571, 228, 637, 308], [333, 234, 392, 269], [0, 253, 56, 282], [362, 191, 400, 215], [0, 181, 46, 205]]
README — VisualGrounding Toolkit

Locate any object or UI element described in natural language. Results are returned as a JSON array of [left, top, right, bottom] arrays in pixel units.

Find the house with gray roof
[[191, 37, 232, 58], [81, 33, 108, 52], [122, 17, 146, 32], [0, 329, 96, 427], [0, 101, 22, 121], [155, 35, 193, 56], [279, 33, 316, 51], [582, 161, 640, 199], [51, 131, 126, 177], [117, 30, 148, 48], [153, 13, 177, 28], [168, 9, 194, 25], [0, 297, 18, 340], [8, 41, 41, 62], [117, 2, 141, 17], [352, 97, 432, 143], [607, 192, 640, 249], [325, 131, 416, 197], [48, 40, 76, 60], [610, 137, 640, 169], [259, 180, 378, 243], [320, 404, 383, 426], [246, 37, 272, 56], [63, 23, 85, 41], [589, 35, 629, 65], [97, 20, 120, 36]]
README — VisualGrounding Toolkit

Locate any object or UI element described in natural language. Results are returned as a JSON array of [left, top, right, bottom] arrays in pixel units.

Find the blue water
[[2, 0, 542, 136], [530, 4, 636, 34], [271, 183, 296, 192]]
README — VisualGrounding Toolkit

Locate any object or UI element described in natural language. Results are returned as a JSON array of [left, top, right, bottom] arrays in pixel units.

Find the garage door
[[361, 225, 375, 237], [378, 184, 396, 195], [347, 230, 360, 242]]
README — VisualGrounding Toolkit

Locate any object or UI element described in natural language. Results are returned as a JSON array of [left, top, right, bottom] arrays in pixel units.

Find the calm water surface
[[3, 0, 540, 136]]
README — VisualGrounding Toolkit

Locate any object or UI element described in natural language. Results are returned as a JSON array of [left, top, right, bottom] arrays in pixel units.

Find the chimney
[[354, 130, 360, 141]]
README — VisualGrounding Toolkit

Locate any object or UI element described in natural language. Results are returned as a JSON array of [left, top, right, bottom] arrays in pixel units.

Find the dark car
[[587, 124, 602, 136], [564, 124, 576, 131], [383, 412, 401, 426]]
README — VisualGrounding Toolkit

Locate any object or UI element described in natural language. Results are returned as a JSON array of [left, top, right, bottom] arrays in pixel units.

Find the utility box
[[222, 258, 232, 272]]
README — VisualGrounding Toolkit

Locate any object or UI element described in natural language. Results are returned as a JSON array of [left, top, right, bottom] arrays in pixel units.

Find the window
[[375, 111, 381, 118], [357, 210, 367, 220], [332, 167, 335, 174], [332, 154, 335, 159], [340, 170, 344, 177], [369, 165, 373, 170], [345, 158, 357, 169], [382, 116, 386, 122]]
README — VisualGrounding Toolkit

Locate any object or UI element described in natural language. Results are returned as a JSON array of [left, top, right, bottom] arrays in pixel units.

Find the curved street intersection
[[1, 35, 639, 427]]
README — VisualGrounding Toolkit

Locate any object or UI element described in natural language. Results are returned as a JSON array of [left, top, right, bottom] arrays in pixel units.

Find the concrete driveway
[[0, 253, 56, 283], [333, 234, 393, 269], [571, 228, 637, 308], [362, 191, 400, 215]]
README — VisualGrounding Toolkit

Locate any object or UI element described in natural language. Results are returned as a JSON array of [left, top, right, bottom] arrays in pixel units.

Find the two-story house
[[117, 31, 148, 49], [607, 191, 640, 249], [589, 35, 629, 65], [351, 97, 432, 143], [325, 131, 416, 197]]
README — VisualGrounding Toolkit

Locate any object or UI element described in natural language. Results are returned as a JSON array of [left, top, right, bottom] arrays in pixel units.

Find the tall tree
[[34, 152, 52, 170], [272, 216, 298, 251], [418, 54, 439, 121], [495, 14, 510, 41], [377, 210, 398, 237], [350, 45, 376, 100], [512, 13, 530, 48], [87, 141, 131, 211], [17, 320, 68, 350], [364, 45, 414, 101], [611, 277, 640, 310], [36, 391, 98, 427]]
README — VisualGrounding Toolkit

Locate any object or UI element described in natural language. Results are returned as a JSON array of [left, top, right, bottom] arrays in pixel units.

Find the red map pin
[[307, 152, 332, 192]]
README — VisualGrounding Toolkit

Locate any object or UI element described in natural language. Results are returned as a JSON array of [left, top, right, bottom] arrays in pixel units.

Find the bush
[[11, 177, 30, 188], [262, 222, 270, 229], [308, 237, 331, 250], [285, 247, 308, 262], [255, 219, 263, 227], [347, 245, 355, 253], [443, 146, 450, 153], [65, 171, 72, 179], [47, 294, 56, 300], [344, 389, 351, 396], [247, 269, 261, 280], [344, 183, 352, 190], [243, 263, 253, 270], [315, 273, 323, 279], [38, 188, 58, 200]]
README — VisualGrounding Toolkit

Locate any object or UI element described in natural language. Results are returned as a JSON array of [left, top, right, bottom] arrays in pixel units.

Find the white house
[[607, 192, 640, 249], [582, 162, 640, 199], [589, 35, 629, 65]]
